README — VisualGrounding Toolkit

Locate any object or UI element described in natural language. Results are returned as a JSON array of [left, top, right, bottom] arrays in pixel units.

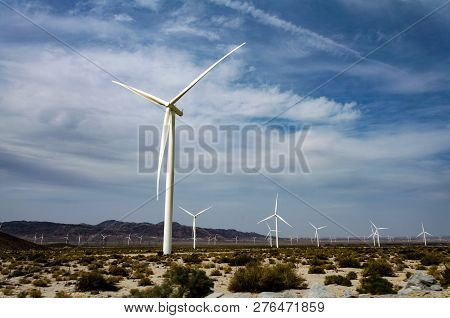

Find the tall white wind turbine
[[265, 222, 276, 247], [78, 234, 82, 246], [309, 223, 326, 247], [63, 233, 69, 245], [113, 43, 245, 255], [257, 194, 292, 248], [125, 233, 132, 246], [417, 222, 432, 246], [369, 220, 388, 247], [179, 206, 212, 249]]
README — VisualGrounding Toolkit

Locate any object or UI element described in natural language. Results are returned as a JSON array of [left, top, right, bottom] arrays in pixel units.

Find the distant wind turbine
[[369, 220, 388, 247], [63, 233, 69, 245], [309, 223, 326, 247], [265, 222, 276, 247], [39, 233, 43, 245], [113, 43, 245, 255], [100, 234, 109, 246], [125, 233, 132, 246], [257, 194, 292, 248], [417, 223, 432, 246], [78, 234, 82, 246], [136, 234, 144, 245], [179, 206, 212, 249]]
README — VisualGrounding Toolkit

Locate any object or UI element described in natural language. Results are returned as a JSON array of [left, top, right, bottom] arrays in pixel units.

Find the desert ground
[[0, 244, 448, 298]]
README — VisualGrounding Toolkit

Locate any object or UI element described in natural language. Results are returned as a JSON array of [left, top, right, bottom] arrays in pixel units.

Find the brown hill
[[0, 231, 45, 250]]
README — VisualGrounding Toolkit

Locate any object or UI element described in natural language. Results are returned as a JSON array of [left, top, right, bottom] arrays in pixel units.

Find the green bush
[[229, 263, 306, 292], [324, 275, 352, 287], [440, 264, 450, 288], [28, 288, 42, 298], [420, 253, 443, 266], [55, 290, 71, 298], [229, 254, 256, 266], [362, 259, 395, 277], [32, 279, 49, 287], [138, 277, 153, 287], [17, 291, 28, 298], [337, 256, 361, 268], [164, 264, 214, 297], [108, 265, 129, 277], [129, 265, 213, 298], [346, 271, 357, 280], [76, 271, 118, 292], [210, 269, 222, 276], [182, 254, 202, 264], [357, 276, 396, 295], [308, 265, 325, 274]]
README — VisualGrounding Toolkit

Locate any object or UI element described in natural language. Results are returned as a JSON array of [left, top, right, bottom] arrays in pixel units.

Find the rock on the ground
[[398, 272, 442, 295], [306, 283, 336, 298], [257, 291, 297, 298]]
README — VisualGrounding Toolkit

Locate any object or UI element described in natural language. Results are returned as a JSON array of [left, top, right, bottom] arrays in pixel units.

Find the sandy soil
[[1, 251, 449, 298]]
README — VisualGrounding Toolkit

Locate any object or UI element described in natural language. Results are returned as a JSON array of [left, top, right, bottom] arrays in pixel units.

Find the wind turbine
[[257, 194, 292, 248], [39, 233, 43, 245], [125, 233, 132, 246], [252, 237, 256, 245], [213, 234, 217, 246], [136, 234, 144, 245], [113, 43, 245, 255], [417, 223, 432, 246], [34, 233, 37, 244], [265, 222, 275, 247], [234, 235, 238, 245], [309, 223, 326, 247], [78, 234, 82, 246], [179, 206, 212, 249], [100, 234, 109, 246], [369, 220, 388, 247], [63, 233, 69, 245]]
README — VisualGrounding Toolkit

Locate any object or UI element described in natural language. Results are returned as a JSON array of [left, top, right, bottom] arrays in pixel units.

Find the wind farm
[[0, 0, 449, 306]]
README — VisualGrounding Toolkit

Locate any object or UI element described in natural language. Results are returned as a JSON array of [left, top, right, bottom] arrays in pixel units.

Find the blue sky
[[0, 0, 449, 237]]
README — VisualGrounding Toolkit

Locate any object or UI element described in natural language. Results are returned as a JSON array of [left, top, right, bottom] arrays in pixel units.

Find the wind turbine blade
[[257, 214, 275, 224], [195, 206, 212, 216], [112, 81, 168, 107], [416, 232, 423, 238], [274, 193, 278, 214], [156, 109, 171, 200], [309, 222, 317, 230], [369, 220, 376, 228], [425, 232, 432, 236], [318, 226, 327, 230], [266, 222, 272, 231], [277, 215, 292, 228], [178, 206, 195, 217], [378, 227, 388, 230], [169, 43, 245, 105]]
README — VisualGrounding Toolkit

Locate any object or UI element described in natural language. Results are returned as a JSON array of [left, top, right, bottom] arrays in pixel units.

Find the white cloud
[[113, 13, 134, 22]]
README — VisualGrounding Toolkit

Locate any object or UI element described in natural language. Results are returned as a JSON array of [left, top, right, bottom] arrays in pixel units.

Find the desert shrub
[[164, 264, 214, 297], [17, 291, 28, 298], [55, 290, 71, 298], [223, 266, 232, 274], [308, 265, 325, 274], [28, 288, 42, 298], [128, 282, 173, 298], [405, 271, 412, 279], [229, 254, 256, 266], [357, 276, 396, 295], [420, 253, 443, 266], [138, 277, 153, 287], [337, 256, 361, 268], [324, 275, 352, 286], [399, 249, 424, 260], [346, 271, 357, 280], [2, 287, 14, 296], [229, 263, 306, 292], [108, 265, 129, 277], [19, 277, 31, 284], [32, 279, 49, 287], [76, 271, 118, 292], [308, 257, 327, 266], [440, 264, 450, 288], [210, 269, 222, 276], [182, 254, 202, 264], [362, 259, 395, 277]]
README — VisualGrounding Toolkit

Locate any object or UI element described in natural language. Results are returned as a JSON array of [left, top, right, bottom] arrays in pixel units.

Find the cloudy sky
[[1, 0, 449, 237]]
